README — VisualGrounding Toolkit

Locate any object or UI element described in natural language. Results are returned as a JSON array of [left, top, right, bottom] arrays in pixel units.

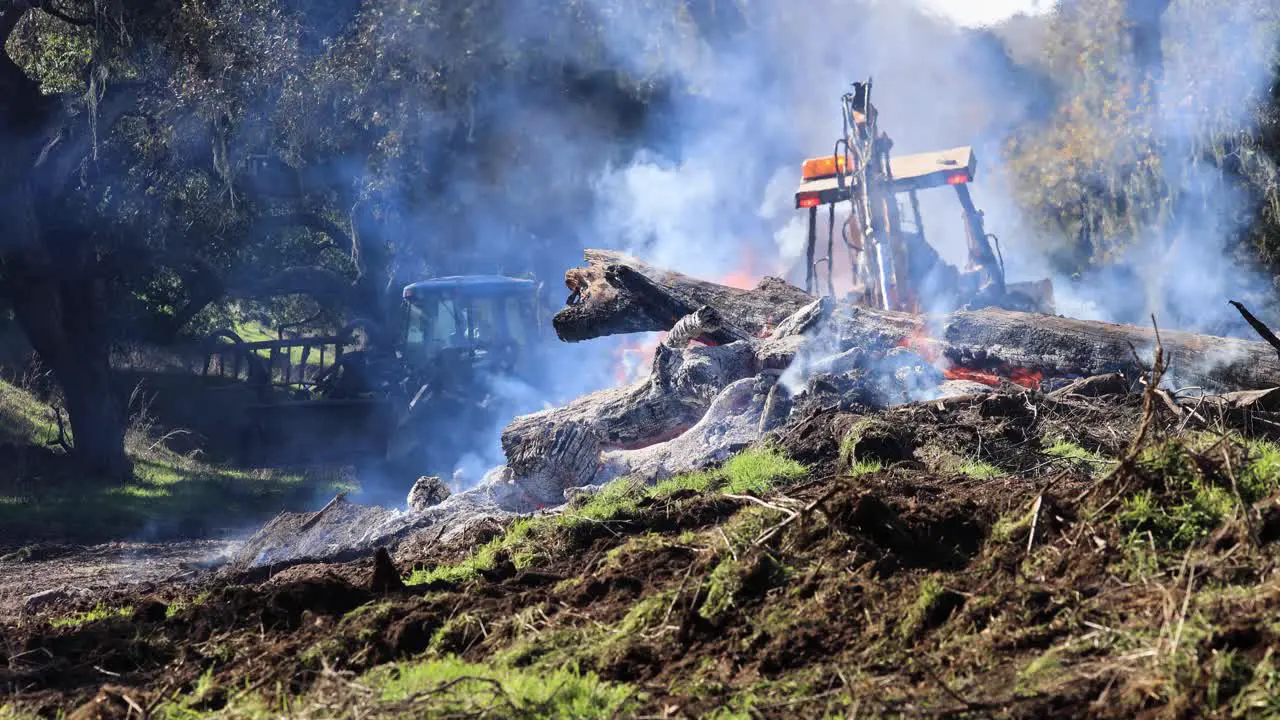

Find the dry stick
[[1073, 315, 1168, 505], [1026, 494, 1044, 556], [1230, 300, 1280, 358], [660, 562, 699, 630], [754, 483, 845, 547], [1169, 563, 1198, 660], [722, 493, 798, 519]]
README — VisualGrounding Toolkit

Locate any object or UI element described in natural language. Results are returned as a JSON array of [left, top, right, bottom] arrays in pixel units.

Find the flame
[[896, 326, 1043, 391], [613, 333, 664, 385], [716, 246, 765, 290]]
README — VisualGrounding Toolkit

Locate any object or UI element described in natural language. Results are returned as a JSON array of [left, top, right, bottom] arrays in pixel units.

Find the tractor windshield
[[402, 290, 533, 362]]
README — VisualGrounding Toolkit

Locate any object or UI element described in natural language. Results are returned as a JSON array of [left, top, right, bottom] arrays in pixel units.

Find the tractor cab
[[398, 275, 544, 382]]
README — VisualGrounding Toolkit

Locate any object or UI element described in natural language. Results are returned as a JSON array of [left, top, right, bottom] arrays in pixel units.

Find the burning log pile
[[499, 250, 1280, 504], [228, 250, 1280, 574]]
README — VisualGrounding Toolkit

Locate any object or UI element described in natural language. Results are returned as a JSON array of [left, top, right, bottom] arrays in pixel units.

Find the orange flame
[[613, 333, 665, 385], [896, 326, 1043, 391]]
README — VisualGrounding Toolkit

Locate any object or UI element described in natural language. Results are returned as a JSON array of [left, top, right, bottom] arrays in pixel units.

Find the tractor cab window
[[405, 303, 427, 353]]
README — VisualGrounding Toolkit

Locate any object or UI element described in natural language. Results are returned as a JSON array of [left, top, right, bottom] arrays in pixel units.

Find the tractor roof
[[402, 275, 535, 299]]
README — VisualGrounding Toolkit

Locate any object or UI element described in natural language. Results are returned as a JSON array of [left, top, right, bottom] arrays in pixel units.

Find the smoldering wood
[[556, 249, 814, 344], [557, 249, 1280, 393]]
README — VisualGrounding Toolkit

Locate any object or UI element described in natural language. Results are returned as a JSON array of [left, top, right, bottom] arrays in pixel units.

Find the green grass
[[0, 381, 61, 448], [897, 576, 950, 640], [363, 656, 638, 717], [1044, 439, 1118, 478], [1115, 441, 1247, 550], [649, 445, 807, 500], [955, 459, 1002, 479], [848, 459, 883, 478], [50, 603, 133, 629], [408, 446, 808, 587], [166, 592, 212, 619], [233, 321, 314, 368], [0, 378, 354, 545]]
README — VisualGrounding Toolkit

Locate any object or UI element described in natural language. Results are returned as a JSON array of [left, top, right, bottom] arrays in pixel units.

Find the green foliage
[[1001, 0, 1280, 302], [0, 379, 348, 543], [699, 556, 742, 623], [1117, 442, 1238, 549], [955, 459, 1003, 480], [897, 576, 951, 641], [847, 459, 883, 477], [1044, 439, 1117, 478]]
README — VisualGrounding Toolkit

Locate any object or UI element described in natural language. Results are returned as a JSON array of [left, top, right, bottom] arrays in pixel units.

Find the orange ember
[[897, 327, 1043, 390], [943, 366, 1043, 390]]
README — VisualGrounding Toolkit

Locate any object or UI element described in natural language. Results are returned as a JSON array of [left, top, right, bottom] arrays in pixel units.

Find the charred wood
[[556, 250, 813, 343]]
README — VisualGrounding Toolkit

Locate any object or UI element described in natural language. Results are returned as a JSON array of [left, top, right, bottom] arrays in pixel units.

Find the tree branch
[[38, 0, 92, 26], [226, 265, 360, 308], [252, 211, 353, 250]]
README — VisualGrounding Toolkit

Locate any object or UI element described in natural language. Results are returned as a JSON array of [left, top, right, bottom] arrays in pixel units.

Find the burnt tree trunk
[[555, 249, 1280, 393]]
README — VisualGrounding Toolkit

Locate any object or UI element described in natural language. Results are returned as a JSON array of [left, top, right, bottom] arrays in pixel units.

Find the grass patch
[[1043, 439, 1117, 478], [165, 592, 211, 619], [365, 656, 637, 717], [0, 377, 354, 545], [409, 446, 806, 588], [649, 445, 808, 501], [848, 459, 883, 478], [1117, 441, 1238, 550], [50, 603, 133, 629], [955, 459, 1002, 480], [897, 576, 962, 641]]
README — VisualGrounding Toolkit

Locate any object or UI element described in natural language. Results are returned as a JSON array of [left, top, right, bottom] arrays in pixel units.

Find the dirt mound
[[7, 382, 1280, 718]]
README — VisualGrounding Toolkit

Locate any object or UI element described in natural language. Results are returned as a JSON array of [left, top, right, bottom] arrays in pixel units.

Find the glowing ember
[[944, 366, 1043, 390], [897, 327, 1043, 390]]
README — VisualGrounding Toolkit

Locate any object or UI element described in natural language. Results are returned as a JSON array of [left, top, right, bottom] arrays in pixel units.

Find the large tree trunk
[[554, 249, 1280, 393], [0, 8, 130, 481], [8, 272, 132, 481]]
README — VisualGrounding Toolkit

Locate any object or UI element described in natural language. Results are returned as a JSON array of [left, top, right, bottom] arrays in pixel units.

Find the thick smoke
[[588, 0, 1280, 339], [254, 0, 1279, 502]]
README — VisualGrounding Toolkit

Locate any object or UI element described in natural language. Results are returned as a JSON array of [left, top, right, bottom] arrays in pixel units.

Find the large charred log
[[556, 249, 1280, 393], [556, 250, 813, 343]]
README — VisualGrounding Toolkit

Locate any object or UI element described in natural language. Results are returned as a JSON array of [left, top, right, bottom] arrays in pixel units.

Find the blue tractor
[[202, 274, 550, 481]]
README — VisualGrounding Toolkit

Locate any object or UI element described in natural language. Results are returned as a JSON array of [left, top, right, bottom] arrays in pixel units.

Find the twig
[[753, 483, 844, 547], [660, 562, 698, 630], [716, 527, 738, 562], [918, 659, 975, 710], [1222, 443, 1260, 546], [1169, 562, 1197, 659], [1026, 494, 1044, 555], [722, 493, 799, 517], [120, 692, 145, 719]]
